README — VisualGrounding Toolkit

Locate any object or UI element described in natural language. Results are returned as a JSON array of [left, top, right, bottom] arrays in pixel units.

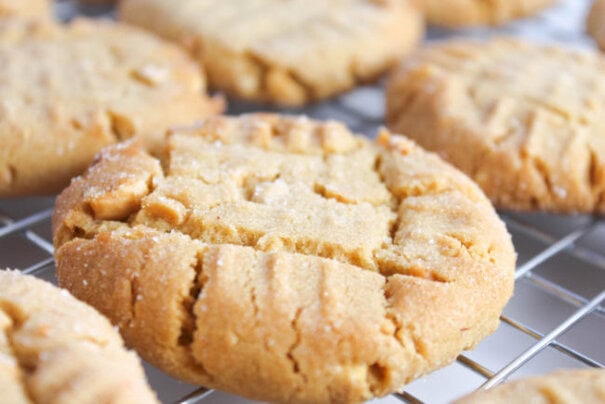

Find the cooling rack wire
[[1, 0, 603, 403]]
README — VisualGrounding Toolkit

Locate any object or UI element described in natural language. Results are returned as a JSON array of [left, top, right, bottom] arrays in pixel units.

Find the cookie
[[0, 18, 222, 197], [53, 114, 515, 403], [387, 38, 605, 213], [118, 0, 423, 106], [455, 369, 605, 403], [0, 270, 158, 403], [422, 0, 555, 28], [0, 0, 49, 18], [588, 0, 605, 51]]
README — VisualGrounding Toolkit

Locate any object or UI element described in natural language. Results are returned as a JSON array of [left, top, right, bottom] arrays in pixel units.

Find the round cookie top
[[0, 270, 158, 403], [53, 114, 515, 403], [118, 0, 423, 106], [422, 0, 554, 27], [0, 18, 221, 197], [455, 369, 605, 403], [0, 0, 49, 18], [588, 0, 605, 51], [387, 38, 605, 213]]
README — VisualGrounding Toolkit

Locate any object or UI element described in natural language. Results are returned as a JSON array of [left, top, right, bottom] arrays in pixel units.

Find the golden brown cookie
[[387, 38, 605, 213], [0, 18, 222, 197], [0, 270, 158, 403], [118, 0, 423, 106], [455, 369, 605, 403], [422, 0, 555, 27], [53, 114, 515, 404], [0, 0, 49, 18], [588, 0, 605, 51]]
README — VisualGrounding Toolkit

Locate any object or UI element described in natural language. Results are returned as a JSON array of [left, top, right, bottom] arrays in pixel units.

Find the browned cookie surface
[[422, 0, 555, 27], [588, 0, 605, 51], [54, 114, 515, 403]]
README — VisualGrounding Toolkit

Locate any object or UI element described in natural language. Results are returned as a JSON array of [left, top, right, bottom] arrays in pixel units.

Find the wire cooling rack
[[1, 0, 604, 403]]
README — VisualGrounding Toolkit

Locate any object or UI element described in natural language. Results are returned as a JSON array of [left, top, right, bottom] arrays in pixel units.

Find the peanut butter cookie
[[53, 114, 515, 403], [0, 270, 158, 403], [387, 38, 605, 213], [118, 0, 423, 106], [0, 18, 222, 197], [455, 369, 605, 403]]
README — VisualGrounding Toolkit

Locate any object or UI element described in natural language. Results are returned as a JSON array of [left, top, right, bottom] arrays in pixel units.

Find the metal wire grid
[[2, 0, 604, 402]]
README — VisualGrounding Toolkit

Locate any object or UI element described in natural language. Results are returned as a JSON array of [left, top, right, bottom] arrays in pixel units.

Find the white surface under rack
[[1, 0, 604, 403]]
